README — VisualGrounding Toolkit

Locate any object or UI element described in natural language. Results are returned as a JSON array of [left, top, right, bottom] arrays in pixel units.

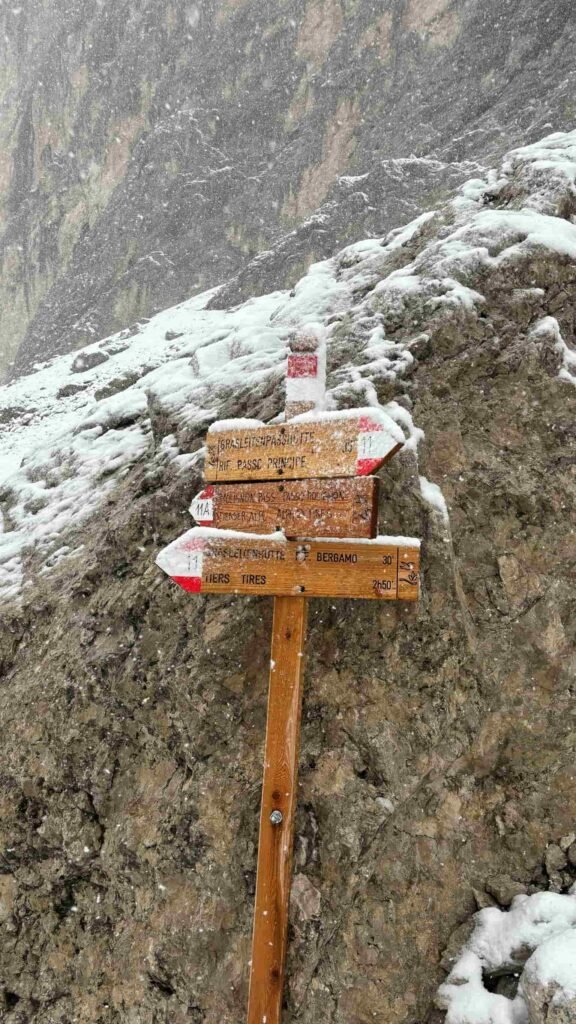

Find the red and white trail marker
[[286, 352, 323, 407], [189, 485, 215, 527], [285, 324, 326, 420], [355, 413, 402, 476]]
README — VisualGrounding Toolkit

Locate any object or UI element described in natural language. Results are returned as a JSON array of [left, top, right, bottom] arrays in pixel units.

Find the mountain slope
[[0, 130, 576, 1023]]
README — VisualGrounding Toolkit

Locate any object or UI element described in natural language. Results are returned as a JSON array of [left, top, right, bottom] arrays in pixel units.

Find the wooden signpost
[[156, 529, 420, 600], [156, 334, 420, 1024], [190, 477, 379, 538]]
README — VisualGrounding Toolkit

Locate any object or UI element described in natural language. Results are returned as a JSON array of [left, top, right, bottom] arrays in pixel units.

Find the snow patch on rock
[[419, 476, 449, 520], [519, 929, 576, 1023], [528, 317, 576, 386], [436, 893, 576, 1024]]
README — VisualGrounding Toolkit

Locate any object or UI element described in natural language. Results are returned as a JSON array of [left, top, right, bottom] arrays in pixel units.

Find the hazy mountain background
[[1, 0, 575, 377]]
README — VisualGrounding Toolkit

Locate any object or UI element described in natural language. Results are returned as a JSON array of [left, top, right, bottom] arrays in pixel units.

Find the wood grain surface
[[165, 534, 420, 601], [247, 596, 308, 1024], [204, 415, 402, 482], [190, 477, 379, 537]]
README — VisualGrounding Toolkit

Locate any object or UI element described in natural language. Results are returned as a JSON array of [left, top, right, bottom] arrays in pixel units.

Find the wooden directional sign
[[204, 408, 404, 482], [156, 528, 420, 601], [156, 370, 421, 1024], [190, 477, 379, 538]]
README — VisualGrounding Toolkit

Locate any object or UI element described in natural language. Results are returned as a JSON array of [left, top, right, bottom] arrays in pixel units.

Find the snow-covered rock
[[436, 894, 576, 1024], [519, 930, 576, 1024]]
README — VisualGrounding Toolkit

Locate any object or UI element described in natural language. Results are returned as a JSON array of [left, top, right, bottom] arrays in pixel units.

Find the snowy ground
[[0, 222, 422, 602], [2, 129, 576, 603], [0, 264, 351, 599]]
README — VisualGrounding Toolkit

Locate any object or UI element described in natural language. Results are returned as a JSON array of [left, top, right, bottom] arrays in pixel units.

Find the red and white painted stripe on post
[[285, 349, 325, 409]]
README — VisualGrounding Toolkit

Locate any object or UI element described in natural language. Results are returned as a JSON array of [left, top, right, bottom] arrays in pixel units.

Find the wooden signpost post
[[156, 335, 420, 1024]]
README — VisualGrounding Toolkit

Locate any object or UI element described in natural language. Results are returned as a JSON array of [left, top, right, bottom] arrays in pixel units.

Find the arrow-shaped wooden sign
[[190, 477, 379, 538], [204, 408, 404, 482], [156, 528, 420, 600]]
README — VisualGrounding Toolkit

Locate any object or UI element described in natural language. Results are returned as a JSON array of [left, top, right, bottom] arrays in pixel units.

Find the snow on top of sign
[[298, 535, 421, 547], [208, 406, 406, 444], [437, 892, 576, 1024], [157, 527, 421, 554], [208, 418, 265, 433], [289, 405, 406, 444], [174, 526, 288, 544], [2, 126, 576, 601]]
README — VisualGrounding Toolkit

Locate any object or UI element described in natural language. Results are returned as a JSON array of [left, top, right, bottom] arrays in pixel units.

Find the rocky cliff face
[[2, 0, 576, 377], [1, 131, 576, 1023]]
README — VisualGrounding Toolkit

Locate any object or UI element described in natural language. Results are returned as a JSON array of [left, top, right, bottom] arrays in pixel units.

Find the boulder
[[519, 930, 576, 1024], [71, 350, 109, 373]]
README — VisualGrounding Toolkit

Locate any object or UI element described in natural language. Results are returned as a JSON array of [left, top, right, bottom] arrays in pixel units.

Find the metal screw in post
[[269, 809, 283, 826]]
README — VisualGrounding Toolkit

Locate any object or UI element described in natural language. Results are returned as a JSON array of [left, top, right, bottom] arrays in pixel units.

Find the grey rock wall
[[1, 0, 576, 376]]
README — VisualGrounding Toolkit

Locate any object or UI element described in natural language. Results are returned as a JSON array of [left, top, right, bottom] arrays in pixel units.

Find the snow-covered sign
[[155, 528, 420, 600], [204, 407, 404, 482], [189, 477, 379, 538]]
